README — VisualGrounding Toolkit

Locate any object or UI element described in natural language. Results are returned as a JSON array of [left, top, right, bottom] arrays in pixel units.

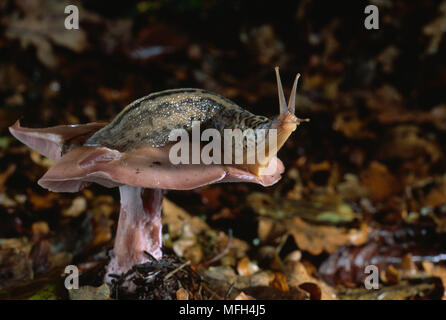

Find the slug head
[[273, 66, 309, 134], [247, 67, 308, 176], [271, 67, 309, 153]]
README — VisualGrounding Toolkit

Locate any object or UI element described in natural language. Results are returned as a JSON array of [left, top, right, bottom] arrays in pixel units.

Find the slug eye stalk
[[274, 66, 309, 123]]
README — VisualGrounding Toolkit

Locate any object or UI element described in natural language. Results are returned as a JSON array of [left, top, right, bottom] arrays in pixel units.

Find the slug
[[84, 67, 308, 175]]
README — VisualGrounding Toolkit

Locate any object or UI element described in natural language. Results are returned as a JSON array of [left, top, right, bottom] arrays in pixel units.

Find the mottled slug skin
[[84, 88, 272, 152]]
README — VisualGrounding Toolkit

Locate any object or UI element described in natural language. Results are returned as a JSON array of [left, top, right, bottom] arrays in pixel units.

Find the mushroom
[[9, 68, 303, 287], [10, 122, 283, 283]]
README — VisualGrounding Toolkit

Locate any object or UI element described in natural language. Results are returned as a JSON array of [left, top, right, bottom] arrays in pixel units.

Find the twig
[[225, 281, 236, 300], [143, 251, 159, 261], [164, 260, 191, 280]]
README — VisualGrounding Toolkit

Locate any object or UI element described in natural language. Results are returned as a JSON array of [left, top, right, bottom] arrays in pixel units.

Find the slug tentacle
[[274, 67, 309, 125], [287, 73, 300, 115], [275, 66, 289, 116]]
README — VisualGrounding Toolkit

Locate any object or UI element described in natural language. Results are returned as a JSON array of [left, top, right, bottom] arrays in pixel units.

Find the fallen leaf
[[163, 198, 209, 237], [176, 288, 190, 300], [423, 1, 446, 55], [270, 272, 289, 292], [27, 190, 58, 211], [285, 217, 369, 255], [381, 265, 402, 285], [237, 257, 259, 276], [89, 213, 113, 248], [286, 260, 337, 300], [0, 164, 16, 190], [234, 292, 255, 300], [3, 0, 100, 68], [31, 221, 50, 240], [379, 126, 443, 162], [62, 196, 87, 217], [69, 283, 111, 300], [0, 238, 33, 290], [30, 150, 54, 168], [360, 161, 402, 201], [339, 279, 442, 300], [423, 261, 446, 299], [298, 282, 322, 300]]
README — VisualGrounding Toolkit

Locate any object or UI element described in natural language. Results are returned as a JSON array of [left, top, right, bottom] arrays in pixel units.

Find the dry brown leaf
[[164, 199, 249, 264], [423, 261, 446, 299], [337, 173, 370, 200], [31, 221, 50, 240], [236, 257, 250, 276], [285, 260, 337, 300], [27, 190, 58, 211], [97, 87, 131, 103], [381, 265, 402, 285], [401, 253, 418, 273], [91, 195, 115, 217], [176, 288, 190, 300], [379, 126, 443, 162], [423, 1, 446, 55], [360, 161, 402, 201], [271, 272, 289, 292], [257, 246, 284, 271], [30, 150, 54, 168], [333, 111, 374, 139], [62, 196, 87, 217], [285, 217, 369, 255], [257, 218, 286, 242], [89, 215, 113, 248], [163, 198, 209, 236], [377, 45, 400, 73], [240, 24, 286, 65], [424, 187, 446, 207], [284, 250, 302, 263], [0, 193, 16, 209], [4, 0, 100, 68], [237, 257, 259, 276], [0, 238, 33, 290], [0, 164, 16, 190], [182, 243, 204, 265], [234, 292, 256, 300], [204, 266, 238, 285], [250, 271, 275, 287]]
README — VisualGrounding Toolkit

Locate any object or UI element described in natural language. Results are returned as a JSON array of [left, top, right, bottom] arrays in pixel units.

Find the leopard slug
[[84, 67, 308, 175]]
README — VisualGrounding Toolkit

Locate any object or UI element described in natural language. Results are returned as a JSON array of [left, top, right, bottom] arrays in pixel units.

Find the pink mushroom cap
[[9, 121, 284, 192]]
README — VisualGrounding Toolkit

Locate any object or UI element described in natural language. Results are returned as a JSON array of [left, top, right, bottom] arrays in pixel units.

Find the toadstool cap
[[9, 121, 284, 193]]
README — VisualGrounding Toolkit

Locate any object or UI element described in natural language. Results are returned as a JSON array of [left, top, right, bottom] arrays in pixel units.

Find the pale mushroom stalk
[[106, 186, 163, 283]]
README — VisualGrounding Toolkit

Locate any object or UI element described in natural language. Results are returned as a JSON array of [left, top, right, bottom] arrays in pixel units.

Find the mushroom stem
[[105, 186, 163, 284]]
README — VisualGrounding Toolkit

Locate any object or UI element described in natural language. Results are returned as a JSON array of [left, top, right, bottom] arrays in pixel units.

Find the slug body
[[85, 88, 271, 151], [84, 68, 307, 176]]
